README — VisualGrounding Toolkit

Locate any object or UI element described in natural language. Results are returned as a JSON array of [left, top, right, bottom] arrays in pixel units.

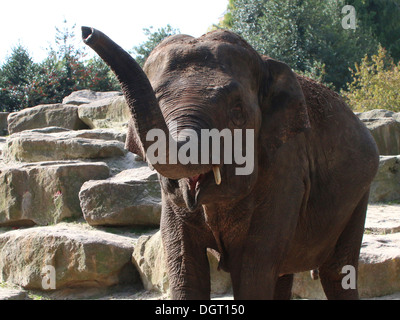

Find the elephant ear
[[259, 56, 310, 151]]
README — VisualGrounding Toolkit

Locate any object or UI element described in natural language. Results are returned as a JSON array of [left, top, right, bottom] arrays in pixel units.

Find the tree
[[348, 0, 400, 62], [132, 25, 180, 67], [342, 46, 400, 112], [219, 0, 237, 29], [85, 56, 120, 92], [222, 0, 379, 90], [44, 19, 88, 100], [0, 44, 37, 111]]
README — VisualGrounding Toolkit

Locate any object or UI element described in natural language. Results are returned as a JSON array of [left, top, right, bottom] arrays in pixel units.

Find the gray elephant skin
[[82, 27, 379, 300]]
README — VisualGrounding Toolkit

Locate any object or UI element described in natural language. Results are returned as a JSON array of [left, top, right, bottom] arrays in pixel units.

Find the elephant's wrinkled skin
[[83, 27, 379, 299]]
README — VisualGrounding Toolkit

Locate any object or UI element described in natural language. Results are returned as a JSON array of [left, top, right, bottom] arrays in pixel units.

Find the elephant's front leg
[[231, 180, 306, 300], [160, 202, 213, 300]]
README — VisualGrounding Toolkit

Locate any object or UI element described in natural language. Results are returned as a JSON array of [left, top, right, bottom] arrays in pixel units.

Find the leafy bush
[[343, 46, 400, 112]]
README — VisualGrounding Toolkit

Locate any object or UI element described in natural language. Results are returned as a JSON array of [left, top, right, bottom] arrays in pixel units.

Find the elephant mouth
[[183, 165, 221, 211]]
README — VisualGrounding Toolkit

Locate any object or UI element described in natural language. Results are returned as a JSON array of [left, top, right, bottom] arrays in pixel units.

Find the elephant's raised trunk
[[82, 27, 211, 179]]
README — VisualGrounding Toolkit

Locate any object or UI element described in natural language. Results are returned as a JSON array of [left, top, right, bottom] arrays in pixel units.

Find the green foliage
[[0, 44, 37, 111], [227, 0, 378, 90], [342, 46, 400, 112], [85, 56, 120, 92], [219, 0, 237, 29], [347, 0, 400, 62], [0, 44, 34, 86], [132, 25, 180, 67], [0, 20, 119, 112]]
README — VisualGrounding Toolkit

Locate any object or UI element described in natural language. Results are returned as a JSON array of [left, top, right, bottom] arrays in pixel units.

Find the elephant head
[[82, 27, 310, 211]]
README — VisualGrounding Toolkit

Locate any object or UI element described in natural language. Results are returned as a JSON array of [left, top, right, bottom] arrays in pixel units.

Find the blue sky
[[0, 0, 228, 63]]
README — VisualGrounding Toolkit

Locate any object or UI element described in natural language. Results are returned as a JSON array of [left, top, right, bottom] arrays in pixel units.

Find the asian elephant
[[82, 27, 379, 300]]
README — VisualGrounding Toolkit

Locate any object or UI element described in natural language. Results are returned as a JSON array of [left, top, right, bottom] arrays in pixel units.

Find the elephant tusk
[[212, 165, 221, 185]]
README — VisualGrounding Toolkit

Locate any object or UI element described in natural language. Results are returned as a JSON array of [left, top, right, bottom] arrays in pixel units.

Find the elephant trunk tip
[[81, 26, 94, 44]]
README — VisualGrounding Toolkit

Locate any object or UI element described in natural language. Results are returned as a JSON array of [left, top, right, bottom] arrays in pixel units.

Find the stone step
[[0, 161, 110, 226], [7, 104, 89, 134], [3, 129, 127, 163], [79, 166, 161, 227], [0, 223, 144, 291]]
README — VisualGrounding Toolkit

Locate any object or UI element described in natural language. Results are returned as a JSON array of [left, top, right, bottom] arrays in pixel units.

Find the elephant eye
[[229, 104, 246, 127]]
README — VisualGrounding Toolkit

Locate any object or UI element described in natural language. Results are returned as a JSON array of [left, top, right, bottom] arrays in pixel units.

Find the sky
[[0, 0, 228, 64]]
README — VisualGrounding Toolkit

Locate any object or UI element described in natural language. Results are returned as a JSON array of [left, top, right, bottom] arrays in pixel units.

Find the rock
[[28, 126, 72, 134], [0, 137, 6, 160], [100, 151, 146, 176], [62, 90, 122, 106], [7, 104, 89, 134], [70, 128, 126, 143], [78, 95, 131, 129], [369, 156, 400, 203], [207, 249, 233, 295], [357, 109, 395, 120], [364, 204, 400, 234], [79, 166, 162, 227], [0, 287, 29, 300], [132, 230, 167, 293], [357, 109, 400, 155], [366, 119, 400, 155], [0, 161, 110, 226], [358, 233, 400, 298], [131, 230, 232, 295], [3, 129, 127, 163], [0, 112, 9, 136], [0, 223, 140, 290]]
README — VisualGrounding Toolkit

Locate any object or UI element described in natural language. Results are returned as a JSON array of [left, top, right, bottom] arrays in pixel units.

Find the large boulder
[[357, 109, 400, 155], [131, 230, 232, 296], [7, 104, 89, 134], [0, 112, 9, 136], [0, 223, 140, 290], [358, 233, 400, 298], [3, 129, 127, 163], [79, 166, 162, 227], [369, 155, 400, 203], [78, 95, 131, 130], [0, 161, 110, 226], [131, 230, 167, 293], [62, 89, 122, 106]]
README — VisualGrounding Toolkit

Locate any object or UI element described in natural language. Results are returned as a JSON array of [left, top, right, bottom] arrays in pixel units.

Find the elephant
[[82, 26, 379, 300]]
